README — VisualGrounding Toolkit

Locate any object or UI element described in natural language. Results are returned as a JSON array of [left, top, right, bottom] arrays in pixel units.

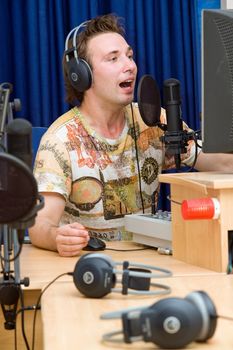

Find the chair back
[[32, 126, 47, 164]]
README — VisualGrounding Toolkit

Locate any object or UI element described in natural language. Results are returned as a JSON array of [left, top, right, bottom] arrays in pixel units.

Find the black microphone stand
[[0, 225, 30, 329], [0, 82, 21, 140], [0, 83, 29, 330], [161, 128, 195, 169]]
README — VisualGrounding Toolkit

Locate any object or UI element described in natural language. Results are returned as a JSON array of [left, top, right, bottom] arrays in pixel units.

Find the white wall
[[221, 0, 233, 9]]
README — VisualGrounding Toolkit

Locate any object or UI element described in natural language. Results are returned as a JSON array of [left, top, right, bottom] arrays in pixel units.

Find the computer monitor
[[202, 9, 233, 153]]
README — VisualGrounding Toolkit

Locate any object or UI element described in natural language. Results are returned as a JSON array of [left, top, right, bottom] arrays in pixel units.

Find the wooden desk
[[159, 171, 233, 272], [19, 241, 221, 285], [41, 274, 233, 350], [0, 242, 230, 350]]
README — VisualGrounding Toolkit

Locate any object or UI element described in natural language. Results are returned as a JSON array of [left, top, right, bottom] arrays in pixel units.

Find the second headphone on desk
[[72, 253, 172, 298], [100, 290, 218, 349], [64, 21, 93, 92]]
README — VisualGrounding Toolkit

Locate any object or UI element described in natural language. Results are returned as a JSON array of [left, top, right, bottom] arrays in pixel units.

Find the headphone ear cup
[[140, 297, 203, 349], [66, 57, 92, 92], [185, 291, 217, 342], [73, 254, 116, 298]]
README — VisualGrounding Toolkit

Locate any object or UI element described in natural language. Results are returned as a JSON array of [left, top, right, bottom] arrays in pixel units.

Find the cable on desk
[[31, 272, 70, 350], [19, 287, 30, 350], [105, 247, 154, 252], [14, 287, 31, 350], [15, 305, 41, 350], [166, 195, 182, 205]]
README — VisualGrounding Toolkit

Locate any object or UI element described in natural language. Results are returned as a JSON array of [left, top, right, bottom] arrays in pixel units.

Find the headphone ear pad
[[73, 255, 116, 298], [185, 291, 217, 341], [66, 57, 92, 92], [140, 297, 203, 349]]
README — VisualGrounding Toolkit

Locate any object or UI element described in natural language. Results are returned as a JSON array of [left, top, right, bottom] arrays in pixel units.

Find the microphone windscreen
[[6, 118, 33, 169], [0, 153, 38, 225], [0, 119, 38, 225], [137, 75, 161, 127]]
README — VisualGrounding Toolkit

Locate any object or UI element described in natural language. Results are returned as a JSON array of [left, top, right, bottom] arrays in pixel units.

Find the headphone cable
[[130, 103, 145, 213], [217, 314, 233, 321], [31, 272, 71, 350]]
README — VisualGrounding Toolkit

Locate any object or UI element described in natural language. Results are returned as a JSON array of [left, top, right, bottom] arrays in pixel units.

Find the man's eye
[[110, 56, 117, 61]]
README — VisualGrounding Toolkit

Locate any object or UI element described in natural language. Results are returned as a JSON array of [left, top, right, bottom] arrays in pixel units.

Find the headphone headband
[[114, 261, 172, 279], [64, 20, 93, 92], [65, 21, 90, 60]]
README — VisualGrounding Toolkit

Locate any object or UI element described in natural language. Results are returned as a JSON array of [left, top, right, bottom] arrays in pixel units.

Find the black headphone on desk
[[64, 21, 93, 92], [72, 253, 172, 298], [100, 290, 218, 349]]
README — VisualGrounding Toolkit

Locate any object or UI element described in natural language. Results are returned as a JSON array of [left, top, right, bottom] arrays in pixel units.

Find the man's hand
[[55, 222, 90, 257], [29, 193, 90, 256]]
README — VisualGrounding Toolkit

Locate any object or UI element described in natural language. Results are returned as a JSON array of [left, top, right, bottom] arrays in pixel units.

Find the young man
[[29, 14, 233, 256]]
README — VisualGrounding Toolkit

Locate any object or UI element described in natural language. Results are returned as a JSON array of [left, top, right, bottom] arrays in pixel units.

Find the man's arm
[[28, 192, 90, 256], [195, 151, 233, 172]]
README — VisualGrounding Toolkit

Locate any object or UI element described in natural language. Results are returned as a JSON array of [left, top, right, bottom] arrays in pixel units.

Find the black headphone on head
[[72, 253, 172, 298], [64, 21, 93, 92], [100, 290, 218, 349]]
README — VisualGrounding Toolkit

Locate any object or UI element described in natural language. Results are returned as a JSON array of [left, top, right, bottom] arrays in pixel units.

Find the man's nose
[[124, 59, 137, 72]]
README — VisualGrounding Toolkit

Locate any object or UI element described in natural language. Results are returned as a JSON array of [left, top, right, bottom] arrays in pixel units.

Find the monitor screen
[[202, 9, 233, 153]]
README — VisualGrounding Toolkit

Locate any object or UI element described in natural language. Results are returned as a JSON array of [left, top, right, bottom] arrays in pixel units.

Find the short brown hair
[[63, 14, 125, 105]]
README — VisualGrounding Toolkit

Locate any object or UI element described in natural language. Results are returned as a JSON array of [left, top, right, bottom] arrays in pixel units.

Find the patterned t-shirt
[[34, 103, 198, 240]]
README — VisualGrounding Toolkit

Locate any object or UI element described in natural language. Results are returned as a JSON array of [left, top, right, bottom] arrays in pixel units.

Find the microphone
[[162, 79, 187, 169], [6, 118, 33, 169], [0, 118, 44, 228], [137, 76, 196, 170]]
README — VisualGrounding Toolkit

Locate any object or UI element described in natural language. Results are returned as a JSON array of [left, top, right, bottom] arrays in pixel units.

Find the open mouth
[[119, 80, 133, 88]]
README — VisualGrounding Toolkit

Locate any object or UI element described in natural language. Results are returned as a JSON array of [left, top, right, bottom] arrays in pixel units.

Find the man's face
[[86, 32, 137, 106]]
